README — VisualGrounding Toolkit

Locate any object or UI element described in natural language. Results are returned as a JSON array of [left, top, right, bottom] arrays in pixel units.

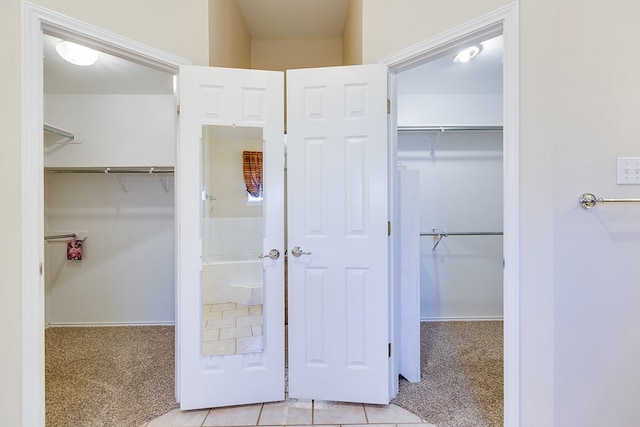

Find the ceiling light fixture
[[453, 45, 481, 64], [55, 41, 98, 66]]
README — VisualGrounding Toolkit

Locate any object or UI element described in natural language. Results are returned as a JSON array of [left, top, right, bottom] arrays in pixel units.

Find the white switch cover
[[617, 157, 640, 184]]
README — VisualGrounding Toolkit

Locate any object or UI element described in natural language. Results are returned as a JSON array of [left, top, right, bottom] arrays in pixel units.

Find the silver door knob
[[259, 249, 280, 260], [291, 246, 311, 257]]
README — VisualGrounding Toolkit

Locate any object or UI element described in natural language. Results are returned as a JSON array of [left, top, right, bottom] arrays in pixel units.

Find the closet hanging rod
[[398, 125, 503, 132], [579, 192, 640, 209], [44, 167, 174, 174], [421, 231, 504, 236], [45, 233, 76, 241], [43, 123, 75, 140], [423, 229, 503, 250]]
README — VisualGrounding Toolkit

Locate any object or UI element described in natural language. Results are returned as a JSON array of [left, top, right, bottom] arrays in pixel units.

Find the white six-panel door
[[286, 64, 390, 404], [178, 65, 285, 410], [178, 63, 391, 409]]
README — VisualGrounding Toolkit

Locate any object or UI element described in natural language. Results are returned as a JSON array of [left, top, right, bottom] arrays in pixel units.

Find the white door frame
[[380, 3, 520, 426], [21, 2, 190, 426]]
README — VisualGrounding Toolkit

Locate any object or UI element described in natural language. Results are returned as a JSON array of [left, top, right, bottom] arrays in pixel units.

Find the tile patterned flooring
[[145, 400, 437, 427], [202, 303, 264, 356], [174, 306, 437, 427]]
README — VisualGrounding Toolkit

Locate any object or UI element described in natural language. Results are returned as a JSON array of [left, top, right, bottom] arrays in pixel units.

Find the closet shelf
[[398, 125, 503, 132], [44, 167, 174, 192], [44, 123, 76, 140], [399, 125, 503, 157]]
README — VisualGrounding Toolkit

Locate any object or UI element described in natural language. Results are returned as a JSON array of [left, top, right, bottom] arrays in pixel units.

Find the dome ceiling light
[[453, 45, 482, 64], [55, 41, 98, 66]]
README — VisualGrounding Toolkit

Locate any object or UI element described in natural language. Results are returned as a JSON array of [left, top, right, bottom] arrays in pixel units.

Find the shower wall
[[204, 217, 262, 261]]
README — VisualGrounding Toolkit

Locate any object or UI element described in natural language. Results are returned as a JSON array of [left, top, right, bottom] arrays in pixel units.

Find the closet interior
[[396, 34, 504, 322], [43, 32, 176, 327]]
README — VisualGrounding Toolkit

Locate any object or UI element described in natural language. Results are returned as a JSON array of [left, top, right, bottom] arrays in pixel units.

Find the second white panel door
[[286, 64, 390, 404]]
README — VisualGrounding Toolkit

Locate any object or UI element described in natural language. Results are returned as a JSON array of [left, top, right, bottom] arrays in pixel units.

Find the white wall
[[547, 3, 640, 424], [1, 0, 209, 423], [398, 131, 503, 320], [398, 93, 503, 127], [44, 93, 176, 325], [45, 94, 175, 167], [34, 0, 209, 66], [0, 1, 22, 421], [4, 1, 640, 425], [44, 173, 174, 325], [364, 1, 640, 425]]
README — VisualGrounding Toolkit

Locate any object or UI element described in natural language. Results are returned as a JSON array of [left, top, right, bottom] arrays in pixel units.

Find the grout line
[[311, 399, 315, 425], [362, 403, 369, 424], [256, 403, 264, 426], [200, 408, 211, 427]]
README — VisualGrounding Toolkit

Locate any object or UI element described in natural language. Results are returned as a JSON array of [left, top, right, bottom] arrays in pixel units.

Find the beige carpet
[[46, 322, 502, 427], [392, 321, 504, 427], [46, 326, 179, 427]]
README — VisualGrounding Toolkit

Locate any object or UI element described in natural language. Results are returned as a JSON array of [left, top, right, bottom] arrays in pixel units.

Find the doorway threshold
[[146, 399, 432, 426]]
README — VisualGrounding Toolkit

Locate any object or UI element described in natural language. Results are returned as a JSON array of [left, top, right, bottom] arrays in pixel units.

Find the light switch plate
[[617, 157, 640, 184]]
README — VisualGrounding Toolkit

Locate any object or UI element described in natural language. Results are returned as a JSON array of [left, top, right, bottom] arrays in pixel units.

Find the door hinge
[[388, 343, 392, 358], [387, 99, 391, 114], [388, 221, 391, 236], [176, 104, 180, 115], [39, 262, 43, 276]]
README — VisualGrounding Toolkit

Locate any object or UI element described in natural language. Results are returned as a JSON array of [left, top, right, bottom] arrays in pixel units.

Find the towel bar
[[579, 192, 640, 209]]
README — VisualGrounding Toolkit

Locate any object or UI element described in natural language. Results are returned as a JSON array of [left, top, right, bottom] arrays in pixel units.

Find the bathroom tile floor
[[144, 400, 437, 427], [202, 303, 264, 356]]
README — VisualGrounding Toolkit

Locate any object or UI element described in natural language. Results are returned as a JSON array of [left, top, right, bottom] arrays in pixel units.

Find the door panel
[[286, 64, 390, 404], [178, 65, 284, 410], [398, 169, 421, 383]]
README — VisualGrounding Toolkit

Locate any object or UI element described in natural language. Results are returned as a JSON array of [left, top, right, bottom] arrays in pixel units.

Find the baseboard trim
[[46, 321, 175, 328], [421, 316, 504, 322]]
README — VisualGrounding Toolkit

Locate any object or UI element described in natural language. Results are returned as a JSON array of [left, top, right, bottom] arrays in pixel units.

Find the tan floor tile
[[212, 302, 237, 311], [145, 408, 209, 427], [259, 400, 313, 425], [203, 338, 235, 356], [349, 424, 396, 427], [204, 310, 224, 320], [252, 324, 263, 336], [223, 308, 250, 318], [236, 315, 264, 327], [219, 325, 253, 340], [236, 335, 263, 353], [289, 425, 336, 427], [313, 401, 367, 425], [202, 403, 263, 426], [209, 317, 237, 329], [203, 328, 221, 341], [363, 404, 423, 423]]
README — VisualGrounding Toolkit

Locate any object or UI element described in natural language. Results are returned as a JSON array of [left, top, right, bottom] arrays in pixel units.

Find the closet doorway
[[42, 31, 181, 425], [22, 5, 190, 425], [383, 5, 520, 421], [396, 34, 504, 322], [43, 32, 177, 327]]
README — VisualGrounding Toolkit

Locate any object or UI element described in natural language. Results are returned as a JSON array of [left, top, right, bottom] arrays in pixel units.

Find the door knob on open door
[[291, 246, 311, 257], [259, 249, 280, 260]]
